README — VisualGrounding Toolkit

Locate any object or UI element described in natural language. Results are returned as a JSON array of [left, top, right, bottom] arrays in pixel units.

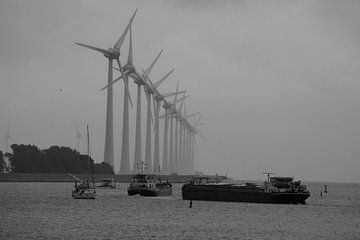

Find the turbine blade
[[143, 84, 150, 102], [184, 98, 187, 116], [113, 9, 138, 50], [117, 58, 133, 108], [186, 112, 200, 119], [143, 85, 154, 123], [174, 82, 179, 101], [75, 42, 110, 55], [100, 75, 123, 91], [153, 68, 175, 89], [124, 76, 133, 109], [152, 98, 157, 121], [161, 90, 186, 98], [142, 49, 163, 78], [127, 23, 133, 65], [178, 99, 185, 112], [171, 95, 189, 105]]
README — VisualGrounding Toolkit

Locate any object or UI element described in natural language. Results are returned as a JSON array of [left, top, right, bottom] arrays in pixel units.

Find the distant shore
[[0, 173, 196, 183]]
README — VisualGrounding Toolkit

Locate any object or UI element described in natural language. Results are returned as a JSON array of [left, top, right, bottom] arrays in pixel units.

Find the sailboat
[[71, 125, 96, 199]]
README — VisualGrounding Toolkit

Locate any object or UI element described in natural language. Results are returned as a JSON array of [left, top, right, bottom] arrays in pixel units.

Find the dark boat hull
[[182, 185, 310, 204], [128, 187, 172, 197]]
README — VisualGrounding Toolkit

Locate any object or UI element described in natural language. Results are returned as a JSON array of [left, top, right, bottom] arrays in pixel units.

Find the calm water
[[0, 182, 359, 240]]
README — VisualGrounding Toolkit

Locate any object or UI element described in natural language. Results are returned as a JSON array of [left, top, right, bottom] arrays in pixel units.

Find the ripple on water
[[0, 182, 359, 239]]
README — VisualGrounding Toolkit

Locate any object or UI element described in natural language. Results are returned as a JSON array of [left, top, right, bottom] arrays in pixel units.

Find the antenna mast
[[262, 172, 274, 183]]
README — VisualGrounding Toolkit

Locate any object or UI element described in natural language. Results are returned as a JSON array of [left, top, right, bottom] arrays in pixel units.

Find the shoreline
[[0, 173, 196, 183]]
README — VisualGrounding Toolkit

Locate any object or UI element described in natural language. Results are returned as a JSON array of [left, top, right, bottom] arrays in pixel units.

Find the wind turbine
[[185, 112, 203, 174], [75, 9, 137, 170], [131, 49, 163, 173], [161, 94, 189, 174], [174, 93, 187, 173], [101, 28, 163, 174], [1, 122, 15, 154], [74, 123, 83, 153], [168, 82, 183, 174], [173, 83, 180, 173], [147, 75, 186, 173]]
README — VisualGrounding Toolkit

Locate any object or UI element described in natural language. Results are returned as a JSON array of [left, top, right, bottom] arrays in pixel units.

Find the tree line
[[0, 144, 114, 174]]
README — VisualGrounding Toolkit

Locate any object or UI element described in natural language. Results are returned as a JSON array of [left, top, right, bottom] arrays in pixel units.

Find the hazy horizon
[[1, 0, 360, 183]]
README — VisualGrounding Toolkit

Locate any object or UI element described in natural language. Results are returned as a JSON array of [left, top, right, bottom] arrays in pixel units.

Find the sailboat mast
[[87, 125, 95, 187]]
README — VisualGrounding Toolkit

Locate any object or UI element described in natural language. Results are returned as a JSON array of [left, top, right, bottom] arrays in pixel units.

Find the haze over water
[[1, 182, 359, 239]]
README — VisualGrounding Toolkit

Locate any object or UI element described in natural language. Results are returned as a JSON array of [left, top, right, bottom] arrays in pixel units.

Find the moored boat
[[97, 177, 116, 189], [72, 180, 96, 199], [127, 174, 172, 197], [70, 125, 96, 200], [182, 174, 310, 204]]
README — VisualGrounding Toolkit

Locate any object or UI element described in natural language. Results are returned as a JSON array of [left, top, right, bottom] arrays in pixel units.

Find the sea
[[0, 182, 359, 240]]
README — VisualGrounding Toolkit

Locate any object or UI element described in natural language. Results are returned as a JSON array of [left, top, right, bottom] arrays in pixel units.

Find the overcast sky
[[1, 0, 360, 182]]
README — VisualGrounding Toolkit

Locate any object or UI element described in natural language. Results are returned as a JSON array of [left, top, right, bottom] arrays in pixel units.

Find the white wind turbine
[[161, 94, 189, 174], [146, 71, 186, 173], [131, 49, 163, 173], [174, 93, 187, 173], [1, 122, 15, 154], [169, 83, 184, 174], [184, 113, 203, 174], [101, 28, 162, 174], [75, 9, 137, 170], [74, 124, 83, 153], [189, 115, 205, 173]]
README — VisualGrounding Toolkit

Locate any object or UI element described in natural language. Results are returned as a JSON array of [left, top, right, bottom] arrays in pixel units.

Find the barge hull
[[182, 186, 309, 204]]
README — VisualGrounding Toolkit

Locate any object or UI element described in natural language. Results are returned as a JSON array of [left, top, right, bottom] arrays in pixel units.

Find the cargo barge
[[182, 175, 310, 204]]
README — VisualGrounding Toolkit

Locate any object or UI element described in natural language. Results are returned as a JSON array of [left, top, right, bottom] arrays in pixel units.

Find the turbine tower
[[1, 122, 14, 153], [145, 69, 176, 172], [168, 83, 180, 173], [174, 95, 186, 173], [75, 9, 137, 170], [162, 94, 188, 174], [183, 112, 202, 174]]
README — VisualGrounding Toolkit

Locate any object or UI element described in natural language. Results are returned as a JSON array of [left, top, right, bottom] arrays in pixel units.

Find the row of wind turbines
[[76, 10, 204, 175]]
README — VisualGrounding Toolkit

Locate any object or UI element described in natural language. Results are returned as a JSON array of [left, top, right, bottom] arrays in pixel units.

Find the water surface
[[0, 182, 359, 239]]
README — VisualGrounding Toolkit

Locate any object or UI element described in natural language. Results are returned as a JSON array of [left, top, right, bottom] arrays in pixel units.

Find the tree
[[8, 144, 112, 174], [94, 162, 114, 174]]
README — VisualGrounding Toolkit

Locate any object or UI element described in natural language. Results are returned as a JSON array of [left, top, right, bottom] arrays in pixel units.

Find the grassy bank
[[0, 173, 196, 183]]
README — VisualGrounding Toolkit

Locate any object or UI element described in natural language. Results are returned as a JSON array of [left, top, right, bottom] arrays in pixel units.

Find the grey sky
[[1, 0, 360, 182]]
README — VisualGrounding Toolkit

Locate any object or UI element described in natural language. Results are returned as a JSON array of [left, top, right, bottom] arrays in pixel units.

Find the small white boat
[[70, 125, 96, 200], [72, 181, 96, 199]]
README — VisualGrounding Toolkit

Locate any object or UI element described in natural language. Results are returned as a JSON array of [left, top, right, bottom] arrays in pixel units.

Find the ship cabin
[[269, 177, 307, 192], [130, 174, 156, 188], [189, 175, 227, 185]]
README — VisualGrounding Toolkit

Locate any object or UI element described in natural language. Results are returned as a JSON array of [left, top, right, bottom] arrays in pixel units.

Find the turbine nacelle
[[154, 95, 164, 102], [163, 102, 172, 109], [123, 64, 136, 73], [104, 49, 120, 59]]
